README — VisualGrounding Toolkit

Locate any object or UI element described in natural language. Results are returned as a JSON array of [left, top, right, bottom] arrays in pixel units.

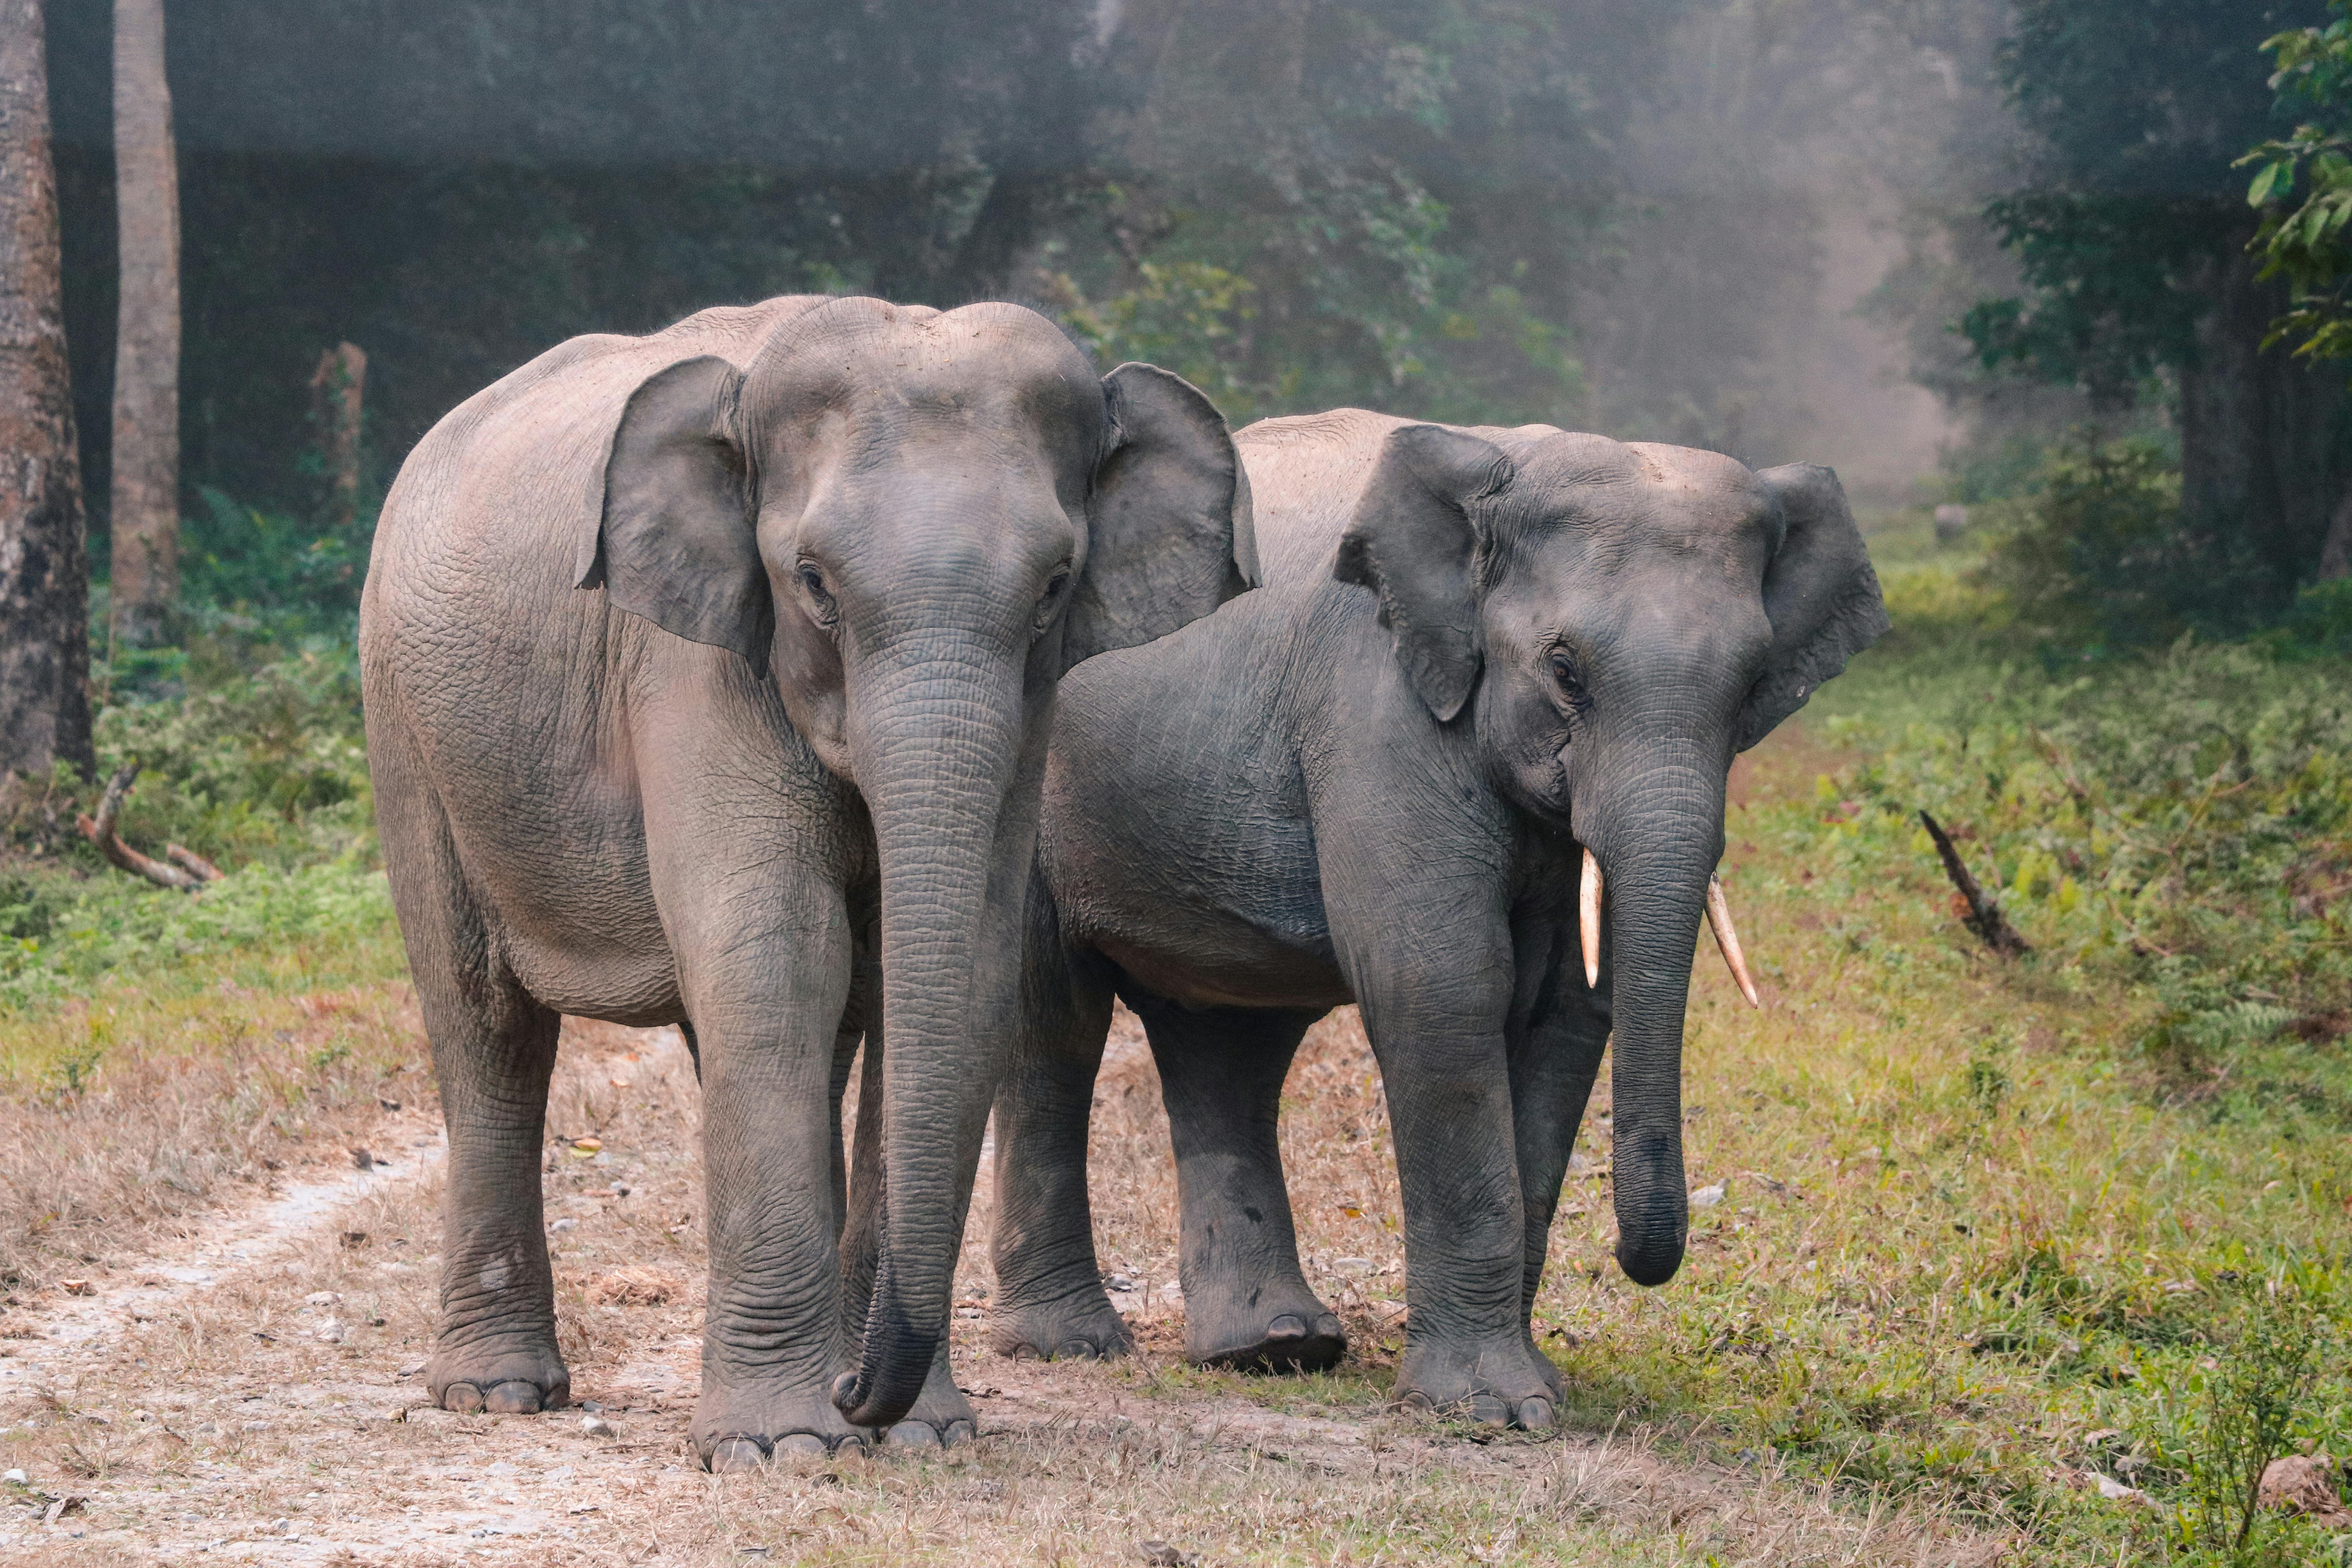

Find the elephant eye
[[1032, 562, 1074, 634], [1549, 649, 1592, 714], [795, 561, 837, 625]]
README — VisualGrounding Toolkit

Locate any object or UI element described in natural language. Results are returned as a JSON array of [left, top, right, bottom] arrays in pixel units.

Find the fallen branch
[[1918, 809, 2030, 957], [75, 765, 221, 892]]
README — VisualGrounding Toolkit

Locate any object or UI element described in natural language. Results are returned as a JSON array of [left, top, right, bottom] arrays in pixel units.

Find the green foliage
[[176, 486, 373, 641], [1820, 589, 2352, 1020], [91, 644, 372, 872], [1978, 434, 2188, 648], [1967, 0, 2318, 400], [2245, 0, 2352, 361], [0, 862, 397, 1020], [2138, 1272, 2345, 1565]]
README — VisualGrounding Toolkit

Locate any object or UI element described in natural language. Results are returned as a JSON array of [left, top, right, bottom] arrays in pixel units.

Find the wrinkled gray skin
[[987, 409, 1886, 1425], [359, 295, 1246, 1468]]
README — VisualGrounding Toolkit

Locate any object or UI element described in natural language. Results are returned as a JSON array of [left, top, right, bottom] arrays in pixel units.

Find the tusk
[[1706, 874, 1760, 1007], [1579, 848, 1602, 989]]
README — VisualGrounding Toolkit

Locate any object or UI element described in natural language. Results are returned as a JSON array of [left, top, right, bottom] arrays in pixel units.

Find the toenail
[[943, 1419, 976, 1446], [1054, 1339, 1098, 1361], [1516, 1397, 1555, 1430], [484, 1380, 541, 1415], [1265, 1315, 1306, 1341], [1468, 1394, 1509, 1424], [1396, 1390, 1434, 1411], [1315, 1315, 1342, 1338], [773, 1434, 828, 1458], [708, 1437, 769, 1473], [833, 1435, 869, 1459], [884, 1421, 940, 1448], [1009, 1344, 1040, 1361], [443, 1382, 484, 1414]]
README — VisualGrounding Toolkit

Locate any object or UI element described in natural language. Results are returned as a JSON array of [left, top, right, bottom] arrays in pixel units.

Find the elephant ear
[[1735, 463, 1890, 751], [578, 355, 770, 665], [1333, 423, 1515, 723], [1065, 363, 1249, 672]]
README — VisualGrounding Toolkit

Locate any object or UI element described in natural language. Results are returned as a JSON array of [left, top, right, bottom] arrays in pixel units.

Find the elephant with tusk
[[360, 295, 1248, 1467], [986, 408, 1885, 1426]]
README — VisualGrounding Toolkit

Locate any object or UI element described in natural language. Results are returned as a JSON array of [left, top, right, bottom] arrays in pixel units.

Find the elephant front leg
[[1357, 985, 1561, 1430], [1506, 943, 1608, 1401], [687, 919, 878, 1469]]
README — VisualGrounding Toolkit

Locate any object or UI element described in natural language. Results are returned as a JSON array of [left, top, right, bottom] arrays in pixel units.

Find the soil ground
[[0, 1004, 2004, 1565]]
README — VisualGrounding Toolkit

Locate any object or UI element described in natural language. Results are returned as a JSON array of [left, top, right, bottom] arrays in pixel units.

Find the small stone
[[582, 1414, 616, 1438], [1689, 1183, 1726, 1209], [57, 1279, 94, 1297], [314, 1318, 347, 1344], [2, 1468, 25, 1485], [305, 1291, 341, 1308], [1140, 1541, 1196, 1566], [350, 1147, 374, 1171], [549, 1218, 578, 1232], [2094, 1473, 2151, 1506], [1102, 1272, 1137, 1292], [377, 1097, 401, 1112]]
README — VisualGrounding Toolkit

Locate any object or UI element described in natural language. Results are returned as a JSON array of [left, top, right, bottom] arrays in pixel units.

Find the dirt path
[[0, 1015, 2005, 1565]]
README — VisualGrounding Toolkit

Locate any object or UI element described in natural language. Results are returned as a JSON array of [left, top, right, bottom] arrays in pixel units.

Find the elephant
[[358, 293, 1249, 1468], [984, 408, 1886, 1426]]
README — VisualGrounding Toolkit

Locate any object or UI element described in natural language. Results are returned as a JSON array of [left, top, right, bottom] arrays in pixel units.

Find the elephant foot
[[1392, 1333, 1562, 1430], [987, 1285, 1134, 1363], [1185, 1278, 1344, 1373], [878, 1340, 978, 1450], [692, 1381, 876, 1470], [428, 1338, 570, 1415]]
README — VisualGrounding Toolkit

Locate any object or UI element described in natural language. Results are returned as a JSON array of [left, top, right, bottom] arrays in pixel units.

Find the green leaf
[[2249, 160, 2291, 207]]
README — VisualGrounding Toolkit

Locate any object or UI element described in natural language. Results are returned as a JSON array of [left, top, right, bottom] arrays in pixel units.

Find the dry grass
[[0, 1000, 2001, 1564], [0, 981, 429, 1297]]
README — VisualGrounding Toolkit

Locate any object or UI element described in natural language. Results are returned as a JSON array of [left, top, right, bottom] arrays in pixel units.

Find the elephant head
[[583, 298, 1247, 1428], [1335, 425, 1886, 1288]]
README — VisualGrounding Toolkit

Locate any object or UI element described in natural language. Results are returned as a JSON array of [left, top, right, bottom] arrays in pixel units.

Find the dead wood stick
[[75, 765, 217, 891], [1918, 809, 2029, 956]]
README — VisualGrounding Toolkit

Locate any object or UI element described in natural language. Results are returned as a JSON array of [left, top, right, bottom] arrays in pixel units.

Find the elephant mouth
[[1579, 846, 1758, 1005]]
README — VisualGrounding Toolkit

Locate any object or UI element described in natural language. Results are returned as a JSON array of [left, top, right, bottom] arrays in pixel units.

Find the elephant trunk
[[1581, 753, 1725, 1288], [831, 639, 1025, 1430]]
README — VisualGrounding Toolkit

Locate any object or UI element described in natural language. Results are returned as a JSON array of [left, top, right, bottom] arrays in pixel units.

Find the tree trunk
[[107, 0, 178, 648], [310, 341, 365, 532], [0, 0, 96, 779], [2176, 227, 2352, 609]]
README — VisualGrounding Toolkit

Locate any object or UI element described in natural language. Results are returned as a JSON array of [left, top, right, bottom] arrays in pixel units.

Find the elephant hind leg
[[376, 746, 568, 1415], [1132, 995, 1342, 1373], [987, 936, 1133, 1364]]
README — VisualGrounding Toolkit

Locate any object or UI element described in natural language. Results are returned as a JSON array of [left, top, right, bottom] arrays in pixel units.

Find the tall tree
[[0, 0, 95, 778], [1965, 0, 2344, 623], [107, 0, 178, 647]]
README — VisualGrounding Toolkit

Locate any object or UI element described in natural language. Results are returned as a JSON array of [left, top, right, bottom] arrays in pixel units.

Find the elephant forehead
[[1516, 436, 1770, 547]]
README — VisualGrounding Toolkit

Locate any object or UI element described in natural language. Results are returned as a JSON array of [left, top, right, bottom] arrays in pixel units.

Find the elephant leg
[[1350, 975, 1557, 1430], [1129, 994, 1341, 1372], [1505, 926, 1608, 1406], [837, 989, 978, 1450], [672, 875, 882, 1470], [988, 931, 1133, 1363], [376, 759, 569, 1417]]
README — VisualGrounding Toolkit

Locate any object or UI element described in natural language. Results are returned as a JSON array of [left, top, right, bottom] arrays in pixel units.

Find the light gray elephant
[[359, 294, 1247, 1466], [986, 409, 1886, 1425]]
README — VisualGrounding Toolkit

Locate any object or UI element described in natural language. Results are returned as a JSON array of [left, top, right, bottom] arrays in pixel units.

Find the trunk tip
[[1616, 1234, 1685, 1288]]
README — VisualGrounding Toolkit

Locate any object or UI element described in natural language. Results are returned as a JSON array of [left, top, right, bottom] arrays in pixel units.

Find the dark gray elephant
[[986, 409, 1885, 1426], [359, 294, 1247, 1467]]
